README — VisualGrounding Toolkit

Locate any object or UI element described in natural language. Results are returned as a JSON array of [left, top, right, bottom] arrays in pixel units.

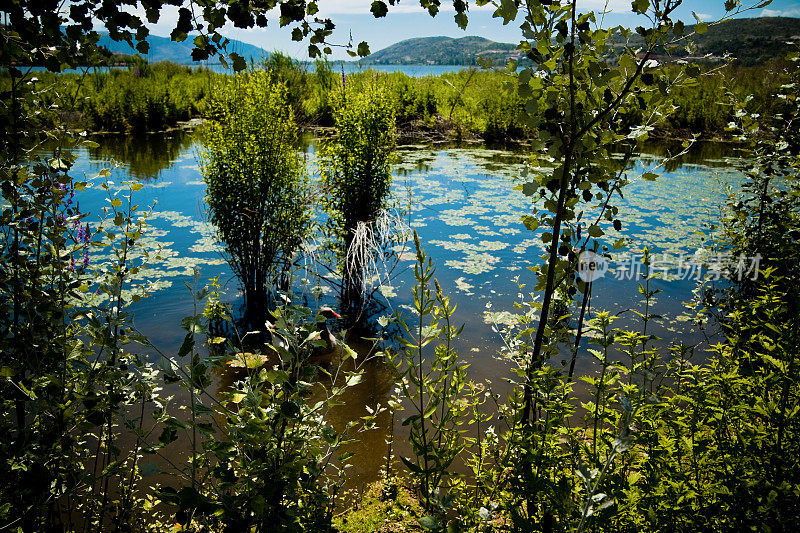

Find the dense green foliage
[[3, 0, 800, 532], [154, 289, 375, 532], [319, 80, 397, 311], [0, 61, 216, 132], [21, 56, 788, 142], [201, 71, 312, 314]]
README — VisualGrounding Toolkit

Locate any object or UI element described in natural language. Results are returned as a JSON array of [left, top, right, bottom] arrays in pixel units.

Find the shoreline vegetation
[[4, 0, 800, 530], [5, 53, 788, 144]]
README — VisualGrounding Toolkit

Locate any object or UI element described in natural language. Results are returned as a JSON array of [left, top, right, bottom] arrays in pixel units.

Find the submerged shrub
[[201, 71, 312, 317], [319, 80, 397, 313]]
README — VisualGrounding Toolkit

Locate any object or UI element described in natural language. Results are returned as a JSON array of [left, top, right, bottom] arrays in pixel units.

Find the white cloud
[[761, 7, 800, 17]]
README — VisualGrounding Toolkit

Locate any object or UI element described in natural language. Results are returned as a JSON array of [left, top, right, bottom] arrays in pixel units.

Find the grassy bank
[[7, 55, 787, 141], [2, 60, 217, 133]]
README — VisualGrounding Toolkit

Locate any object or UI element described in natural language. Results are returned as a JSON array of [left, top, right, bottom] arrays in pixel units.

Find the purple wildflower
[[82, 248, 89, 268], [70, 256, 76, 271]]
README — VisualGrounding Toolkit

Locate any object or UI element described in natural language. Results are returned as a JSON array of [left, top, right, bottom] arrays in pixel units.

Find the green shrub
[[319, 79, 397, 312], [201, 71, 312, 316], [305, 58, 339, 126]]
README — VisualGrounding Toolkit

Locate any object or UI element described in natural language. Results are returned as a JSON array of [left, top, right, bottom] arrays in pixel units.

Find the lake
[[54, 129, 747, 486], [35, 63, 473, 77]]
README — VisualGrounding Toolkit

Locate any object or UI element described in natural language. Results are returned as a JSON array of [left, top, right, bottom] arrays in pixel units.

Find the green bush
[[201, 71, 312, 316], [304, 58, 340, 126], [319, 79, 397, 311]]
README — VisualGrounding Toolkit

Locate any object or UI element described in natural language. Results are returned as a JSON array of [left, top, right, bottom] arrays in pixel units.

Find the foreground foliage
[[2, 0, 800, 532]]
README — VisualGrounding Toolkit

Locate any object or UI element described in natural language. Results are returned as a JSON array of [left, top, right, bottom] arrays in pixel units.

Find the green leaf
[[631, 0, 650, 14], [588, 225, 604, 238], [229, 52, 247, 72], [496, 0, 518, 25], [522, 182, 538, 196], [419, 515, 441, 530], [402, 414, 420, 426], [400, 455, 423, 473], [101, 460, 123, 476], [178, 332, 194, 358], [158, 426, 177, 446], [357, 41, 371, 57], [686, 64, 701, 78], [693, 19, 708, 35], [346, 373, 364, 387], [523, 216, 540, 231], [370, 1, 388, 17]]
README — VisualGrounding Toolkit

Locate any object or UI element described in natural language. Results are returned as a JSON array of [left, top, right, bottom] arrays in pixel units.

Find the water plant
[[319, 80, 398, 316], [388, 232, 469, 528], [201, 71, 313, 319]]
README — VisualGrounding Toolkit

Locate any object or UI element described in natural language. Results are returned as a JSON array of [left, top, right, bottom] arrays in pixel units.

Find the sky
[[134, 0, 800, 60]]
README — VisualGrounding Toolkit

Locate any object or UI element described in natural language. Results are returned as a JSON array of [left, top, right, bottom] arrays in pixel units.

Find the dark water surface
[[49, 130, 746, 487]]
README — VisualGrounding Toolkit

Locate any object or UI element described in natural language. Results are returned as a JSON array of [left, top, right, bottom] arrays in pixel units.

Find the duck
[[308, 307, 342, 366]]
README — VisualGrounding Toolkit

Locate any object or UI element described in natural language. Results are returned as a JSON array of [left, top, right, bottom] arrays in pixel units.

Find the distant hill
[[682, 17, 800, 65], [98, 32, 268, 65], [362, 17, 800, 66], [361, 36, 522, 66]]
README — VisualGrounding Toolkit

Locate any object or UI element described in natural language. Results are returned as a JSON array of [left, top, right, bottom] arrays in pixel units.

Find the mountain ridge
[[360, 35, 521, 66], [98, 31, 268, 64], [361, 17, 800, 66]]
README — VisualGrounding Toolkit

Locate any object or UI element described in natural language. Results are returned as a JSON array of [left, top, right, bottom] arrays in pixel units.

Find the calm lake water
[[212, 62, 470, 77], [51, 130, 747, 486], [41, 63, 471, 77]]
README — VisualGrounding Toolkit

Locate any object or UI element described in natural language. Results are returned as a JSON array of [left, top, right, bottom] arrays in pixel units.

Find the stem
[[417, 274, 431, 504], [592, 322, 610, 462], [568, 281, 592, 381]]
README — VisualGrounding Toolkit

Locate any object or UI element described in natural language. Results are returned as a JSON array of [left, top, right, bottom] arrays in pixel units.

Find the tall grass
[[10, 57, 786, 139], [1, 61, 217, 133]]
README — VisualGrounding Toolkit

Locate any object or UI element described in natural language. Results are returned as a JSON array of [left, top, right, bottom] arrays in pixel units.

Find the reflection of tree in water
[[88, 129, 196, 180], [640, 139, 747, 172]]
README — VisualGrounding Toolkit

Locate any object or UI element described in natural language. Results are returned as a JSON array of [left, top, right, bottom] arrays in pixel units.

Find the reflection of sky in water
[[57, 132, 747, 366], [51, 131, 747, 487]]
